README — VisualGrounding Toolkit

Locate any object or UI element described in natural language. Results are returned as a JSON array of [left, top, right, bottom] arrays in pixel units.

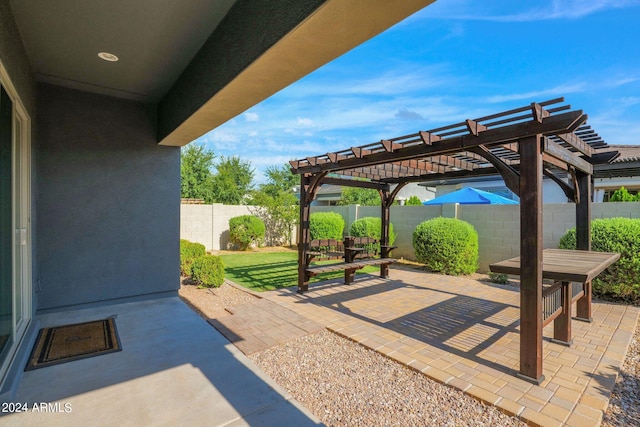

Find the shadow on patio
[[285, 272, 522, 376], [264, 266, 639, 426], [2, 296, 321, 426]]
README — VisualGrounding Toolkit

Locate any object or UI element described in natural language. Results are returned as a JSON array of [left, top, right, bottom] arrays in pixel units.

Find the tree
[[181, 144, 215, 203], [250, 191, 298, 246], [249, 163, 299, 246], [405, 195, 423, 206], [210, 156, 255, 205], [261, 164, 298, 198], [338, 187, 381, 206], [609, 186, 640, 202]]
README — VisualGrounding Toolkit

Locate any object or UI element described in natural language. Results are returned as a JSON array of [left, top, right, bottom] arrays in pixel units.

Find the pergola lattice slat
[[294, 109, 587, 175]]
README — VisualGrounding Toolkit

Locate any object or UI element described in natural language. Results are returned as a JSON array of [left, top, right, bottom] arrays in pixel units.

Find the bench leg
[[345, 269, 355, 284], [575, 280, 592, 322], [552, 281, 572, 346], [380, 264, 389, 278], [298, 271, 310, 293]]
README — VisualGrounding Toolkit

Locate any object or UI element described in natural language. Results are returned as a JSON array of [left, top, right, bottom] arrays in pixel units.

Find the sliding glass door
[[0, 85, 13, 365], [0, 74, 31, 384]]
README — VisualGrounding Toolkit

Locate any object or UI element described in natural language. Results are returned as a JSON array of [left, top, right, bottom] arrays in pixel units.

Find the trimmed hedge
[[180, 239, 206, 276], [191, 255, 225, 288], [559, 218, 640, 304], [229, 215, 265, 250], [412, 217, 478, 275], [349, 217, 396, 245], [310, 212, 344, 240]]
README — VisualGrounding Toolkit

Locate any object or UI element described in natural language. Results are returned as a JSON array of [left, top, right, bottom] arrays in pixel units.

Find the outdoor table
[[490, 249, 620, 345]]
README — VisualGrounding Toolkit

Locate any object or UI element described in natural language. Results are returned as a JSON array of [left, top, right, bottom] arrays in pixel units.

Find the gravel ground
[[602, 314, 640, 427], [250, 330, 525, 427], [179, 279, 639, 427]]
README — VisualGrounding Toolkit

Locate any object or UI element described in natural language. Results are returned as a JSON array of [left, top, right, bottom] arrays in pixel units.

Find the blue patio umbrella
[[422, 187, 518, 205]]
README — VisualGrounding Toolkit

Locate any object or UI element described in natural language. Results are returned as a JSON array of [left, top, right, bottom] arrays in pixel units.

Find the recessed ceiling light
[[98, 52, 119, 62]]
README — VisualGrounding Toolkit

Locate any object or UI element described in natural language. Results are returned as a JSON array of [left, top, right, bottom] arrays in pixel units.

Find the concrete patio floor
[[2, 295, 321, 427], [263, 266, 639, 427]]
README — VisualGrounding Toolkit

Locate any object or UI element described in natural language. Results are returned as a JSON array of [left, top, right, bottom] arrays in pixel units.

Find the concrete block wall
[[182, 202, 640, 269], [459, 204, 521, 272], [180, 204, 214, 249], [180, 203, 251, 251], [593, 202, 640, 219]]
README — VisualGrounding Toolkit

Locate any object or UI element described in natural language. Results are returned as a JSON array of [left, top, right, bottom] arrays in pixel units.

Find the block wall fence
[[181, 202, 640, 271]]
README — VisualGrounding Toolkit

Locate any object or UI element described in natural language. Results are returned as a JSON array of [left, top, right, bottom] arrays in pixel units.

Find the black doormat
[[25, 318, 121, 371]]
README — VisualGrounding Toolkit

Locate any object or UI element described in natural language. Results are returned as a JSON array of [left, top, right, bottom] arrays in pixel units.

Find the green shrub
[[349, 217, 396, 245], [229, 215, 265, 250], [309, 212, 344, 240], [488, 272, 509, 285], [412, 217, 478, 275], [180, 239, 206, 276], [191, 255, 225, 288], [608, 186, 640, 202], [405, 195, 423, 206], [559, 218, 640, 303]]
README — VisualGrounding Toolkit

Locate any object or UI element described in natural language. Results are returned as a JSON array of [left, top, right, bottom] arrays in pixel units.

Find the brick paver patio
[[209, 298, 324, 355], [262, 266, 639, 427]]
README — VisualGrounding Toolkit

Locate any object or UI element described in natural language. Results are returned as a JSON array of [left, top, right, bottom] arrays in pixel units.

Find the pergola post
[[380, 189, 391, 278], [575, 171, 593, 321], [518, 135, 545, 384], [297, 174, 312, 293]]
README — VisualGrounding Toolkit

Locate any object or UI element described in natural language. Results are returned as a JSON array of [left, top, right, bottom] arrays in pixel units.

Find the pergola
[[290, 97, 620, 383]]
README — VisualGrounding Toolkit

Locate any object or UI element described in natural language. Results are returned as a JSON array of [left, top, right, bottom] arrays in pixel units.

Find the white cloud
[[485, 83, 587, 104], [297, 117, 314, 127], [415, 0, 640, 22], [244, 112, 259, 122], [281, 64, 456, 98], [604, 76, 639, 88], [395, 108, 424, 121]]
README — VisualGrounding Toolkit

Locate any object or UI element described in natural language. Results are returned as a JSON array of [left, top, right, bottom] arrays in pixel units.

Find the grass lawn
[[220, 251, 379, 292]]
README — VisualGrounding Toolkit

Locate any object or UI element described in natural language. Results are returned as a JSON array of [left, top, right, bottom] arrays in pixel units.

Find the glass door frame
[[0, 60, 32, 387]]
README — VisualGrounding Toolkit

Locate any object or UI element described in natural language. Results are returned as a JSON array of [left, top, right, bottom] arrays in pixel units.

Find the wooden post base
[[517, 372, 545, 386]]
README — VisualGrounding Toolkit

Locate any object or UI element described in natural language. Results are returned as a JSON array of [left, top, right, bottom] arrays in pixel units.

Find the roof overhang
[[9, 0, 437, 146], [158, 0, 437, 146]]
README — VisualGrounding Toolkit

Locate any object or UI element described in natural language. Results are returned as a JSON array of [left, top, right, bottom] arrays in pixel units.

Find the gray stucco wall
[[36, 84, 180, 310], [0, 0, 36, 115]]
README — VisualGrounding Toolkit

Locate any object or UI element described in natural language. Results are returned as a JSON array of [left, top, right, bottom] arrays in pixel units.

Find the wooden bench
[[303, 237, 397, 289]]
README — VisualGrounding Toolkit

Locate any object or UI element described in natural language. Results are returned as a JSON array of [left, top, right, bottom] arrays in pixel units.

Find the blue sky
[[194, 0, 640, 183]]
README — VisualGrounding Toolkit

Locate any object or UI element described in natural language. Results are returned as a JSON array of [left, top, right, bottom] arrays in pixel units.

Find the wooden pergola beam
[[543, 138, 593, 175], [519, 134, 544, 384], [468, 145, 520, 196], [381, 166, 500, 184], [575, 171, 593, 321], [320, 176, 388, 191], [292, 110, 587, 175], [543, 168, 576, 202]]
